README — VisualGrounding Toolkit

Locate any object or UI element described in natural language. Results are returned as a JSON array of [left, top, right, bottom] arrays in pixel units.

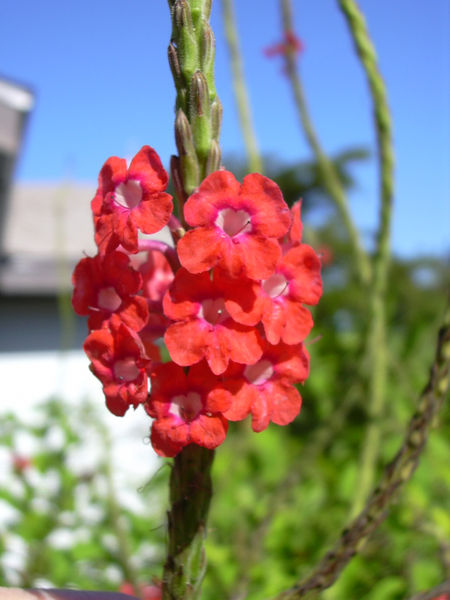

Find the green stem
[[280, 0, 370, 286], [274, 304, 450, 599], [163, 1, 221, 597], [338, 0, 396, 519], [221, 0, 263, 173], [164, 446, 214, 599]]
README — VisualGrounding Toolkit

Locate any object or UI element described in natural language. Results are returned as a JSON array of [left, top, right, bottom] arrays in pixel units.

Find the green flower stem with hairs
[[280, 0, 371, 287], [337, 0, 396, 519], [221, 0, 263, 174], [163, 1, 222, 598]]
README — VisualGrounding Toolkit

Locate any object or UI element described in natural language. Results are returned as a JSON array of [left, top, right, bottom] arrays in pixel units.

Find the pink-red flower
[[138, 249, 175, 310], [260, 243, 322, 345], [177, 170, 291, 279], [72, 251, 148, 331], [163, 268, 264, 375], [146, 362, 231, 457], [92, 146, 173, 254], [84, 315, 151, 416], [219, 341, 310, 432]]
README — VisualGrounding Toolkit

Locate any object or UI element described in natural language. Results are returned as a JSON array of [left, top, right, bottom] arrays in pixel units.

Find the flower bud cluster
[[73, 146, 322, 457]]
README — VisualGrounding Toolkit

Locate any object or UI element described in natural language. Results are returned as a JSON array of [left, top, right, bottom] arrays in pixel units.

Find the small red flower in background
[[119, 582, 162, 600], [12, 454, 32, 472], [177, 170, 291, 279], [92, 146, 173, 254], [264, 30, 304, 59], [317, 245, 333, 267]]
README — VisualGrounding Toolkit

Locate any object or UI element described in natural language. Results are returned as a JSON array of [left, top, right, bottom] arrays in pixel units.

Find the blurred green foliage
[[0, 154, 448, 599]]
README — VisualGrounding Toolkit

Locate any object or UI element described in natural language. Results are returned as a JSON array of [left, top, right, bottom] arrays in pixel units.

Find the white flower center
[[215, 208, 252, 237], [97, 286, 122, 311], [244, 359, 274, 386], [169, 392, 203, 421], [262, 273, 289, 298], [199, 297, 229, 325], [113, 357, 139, 382], [114, 180, 143, 210]]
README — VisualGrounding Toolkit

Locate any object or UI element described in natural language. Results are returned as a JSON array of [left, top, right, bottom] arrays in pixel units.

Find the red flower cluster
[[73, 147, 322, 457]]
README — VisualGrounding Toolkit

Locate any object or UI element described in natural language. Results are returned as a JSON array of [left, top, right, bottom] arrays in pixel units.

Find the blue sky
[[1, 0, 448, 257]]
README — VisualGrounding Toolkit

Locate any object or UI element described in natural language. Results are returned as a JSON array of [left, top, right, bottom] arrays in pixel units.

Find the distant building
[[0, 76, 94, 352]]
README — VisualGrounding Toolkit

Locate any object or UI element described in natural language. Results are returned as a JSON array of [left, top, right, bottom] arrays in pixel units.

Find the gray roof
[[1, 182, 97, 294], [0, 181, 173, 295]]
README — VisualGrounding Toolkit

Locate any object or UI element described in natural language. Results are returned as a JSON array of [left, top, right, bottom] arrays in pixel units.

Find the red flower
[[12, 454, 32, 472], [146, 362, 230, 457], [119, 582, 161, 600], [163, 268, 263, 375], [317, 245, 333, 266], [264, 31, 304, 58], [84, 315, 151, 416], [92, 146, 173, 254], [72, 251, 148, 331], [177, 170, 291, 279], [260, 244, 322, 345], [280, 201, 303, 252], [138, 249, 175, 310], [220, 341, 310, 432]]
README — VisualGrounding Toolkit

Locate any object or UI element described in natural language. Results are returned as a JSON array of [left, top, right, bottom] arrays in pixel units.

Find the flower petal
[[177, 227, 222, 274]]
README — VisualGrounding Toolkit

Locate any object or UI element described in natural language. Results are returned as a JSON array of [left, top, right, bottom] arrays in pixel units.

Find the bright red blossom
[[219, 341, 310, 432], [72, 251, 148, 331], [260, 243, 322, 345], [92, 146, 173, 254], [163, 268, 264, 375], [84, 315, 151, 416], [146, 362, 230, 457], [177, 170, 291, 279]]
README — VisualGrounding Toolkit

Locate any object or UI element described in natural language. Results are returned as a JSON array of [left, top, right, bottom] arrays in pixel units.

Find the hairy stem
[[221, 0, 263, 173], [164, 446, 214, 599], [163, 1, 221, 597], [273, 304, 450, 599], [338, 0, 396, 518], [280, 0, 370, 286]]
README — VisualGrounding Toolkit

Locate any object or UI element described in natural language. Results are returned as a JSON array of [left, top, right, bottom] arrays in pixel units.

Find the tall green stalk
[[280, 0, 370, 286], [221, 0, 263, 173], [163, 1, 222, 598], [338, 0, 396, 518]]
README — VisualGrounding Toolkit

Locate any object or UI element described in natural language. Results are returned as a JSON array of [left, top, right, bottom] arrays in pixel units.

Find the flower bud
[[211, 98, 223, 141], [172, 0, 193, 33], [201, 23, 216, 100], [189, 72, 212, 164], [175, 109, 200, 194], [173, 0, 199, 82], [168, 42, 182, 90], [206, 139, 221, 175]]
